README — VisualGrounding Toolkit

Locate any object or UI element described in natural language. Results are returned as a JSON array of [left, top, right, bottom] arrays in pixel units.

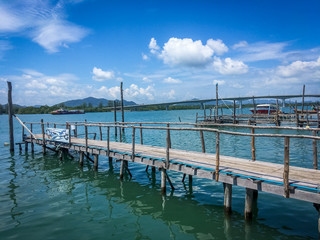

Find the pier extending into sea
[[15, 119, 320, 234]]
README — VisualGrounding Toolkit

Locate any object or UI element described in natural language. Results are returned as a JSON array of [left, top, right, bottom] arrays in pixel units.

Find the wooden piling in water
[[215, 132, 220, 182], [7, 81, 14, 152], [79, 151, 84, 166], [94, 155, 99, 170], [161, 168, 166, 194], [245, 188, 254, 220], [224, 183, 232, 214], [30, 124, 34, 153], [251, 128, 255, 161], [114, 101, 117, 137], [313, 130, 318, 170], [200, 130, 205, 153], [41, 119, 46, 154], [283, 136, 290, 198]]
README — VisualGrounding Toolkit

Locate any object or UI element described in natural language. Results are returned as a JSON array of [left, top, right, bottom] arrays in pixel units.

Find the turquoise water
[[0, 109, 319, 239]]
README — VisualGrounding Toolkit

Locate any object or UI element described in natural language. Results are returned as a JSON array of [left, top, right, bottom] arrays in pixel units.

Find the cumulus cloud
[[158, 38, 214, 67], [163, 77, 182, 84], [125, 84, 154, 101], [149, 37, 160, 54], [213, 57, 248, 74], [207, 39, 228, 55], [92, 67, 115, 81], [142, 77, 152, 83], [213, 80, 225, 86], [0, 1, 89, 53], [276, 57, 320, 77]]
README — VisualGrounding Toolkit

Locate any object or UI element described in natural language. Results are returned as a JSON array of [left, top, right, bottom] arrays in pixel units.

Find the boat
[[50, 108, 85, 115], [250, 104, 277, 114], [291, 106, 319, 114]]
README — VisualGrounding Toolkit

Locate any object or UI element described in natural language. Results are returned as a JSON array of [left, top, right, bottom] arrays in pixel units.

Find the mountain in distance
[[58, 97, 137, 108]]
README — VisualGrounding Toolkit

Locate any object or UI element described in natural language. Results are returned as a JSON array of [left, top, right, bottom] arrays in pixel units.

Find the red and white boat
[[250, 104, 277, 114]]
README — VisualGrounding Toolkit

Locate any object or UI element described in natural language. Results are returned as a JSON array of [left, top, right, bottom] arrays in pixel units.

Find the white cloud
[[0, 40, 12, 59], [159, 37, 214, 67], [142, 53, 149, 60], [124, 84, 154, 101], [32, 20, 88, 53], [207, 39, 228, 55], [163, 77, 182, 84], [0, 1, 89, 53], [276, 57, 320, 77], [149, 37, 160, 54], [92, 67, 115, 81], [213, 57, 248, 74], [26, 79, 47, 89], [233, 41, 289, 62], [213, 80, 225, 86], [166, 89, 175, 99], [142, 77, 152, 83]]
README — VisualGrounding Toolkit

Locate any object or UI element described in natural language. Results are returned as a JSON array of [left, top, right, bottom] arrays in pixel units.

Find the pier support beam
[[223, 183, 232, 214], [245, 188, 254, 220], [79, 151, 84, 166], [120, 160, 127, 180], [7, 81, 14, 152], [94, 154, 99, 170], [161, 168, 166, 194]]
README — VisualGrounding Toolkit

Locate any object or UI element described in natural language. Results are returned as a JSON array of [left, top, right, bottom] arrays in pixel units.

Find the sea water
[[0, 109, 318, 239]]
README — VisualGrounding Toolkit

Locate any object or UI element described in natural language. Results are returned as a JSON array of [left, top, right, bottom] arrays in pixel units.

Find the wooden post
[[216, 83, 218, 120], [224, 183, 232, 214], [233, 100, 236, 124], [22, 122, 25, 141], [215, 132, 220, 182], [68, 124, 71, 146], [132, 126, 135, 161], [283, 136, 290, 198], [85, 124, 88, 153], [114, 100, 117, 137], [251, 128, 255, 161], [99, 123, 102, 140], [41, 119, 46, 154], [7, 81, 14, 152], [161, 168, 166, 194], [120, 82, 124, 124], [302, 84, 305, 114], [200, 130, 205, 153], [166, 125, 170, 168], [245, 188, 254, 220], [253, 96, 256, 115], [107, 126, 110, 157], [140, 123, 143, 145], [74, 122, 78, 137], [167, 123, 171, 148], [276, 99, 280, 126], [94, 155, 98, 170], [30, 123, 34, 153], [120, 160, 125, 180], [313, 130, 318, 170], [79, 151, 84, 166]]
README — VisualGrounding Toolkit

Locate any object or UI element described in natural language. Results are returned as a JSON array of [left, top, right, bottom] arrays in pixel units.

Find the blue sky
[[0, 0, 319, 106]]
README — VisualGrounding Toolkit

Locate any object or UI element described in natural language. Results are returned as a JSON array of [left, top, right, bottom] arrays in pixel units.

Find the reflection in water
[[8, 155, 21, 227]]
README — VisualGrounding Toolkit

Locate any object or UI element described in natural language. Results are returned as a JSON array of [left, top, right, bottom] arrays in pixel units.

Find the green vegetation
[[0, 102, 318, 115]]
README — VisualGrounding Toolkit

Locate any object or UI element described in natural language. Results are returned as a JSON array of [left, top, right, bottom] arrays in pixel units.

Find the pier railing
[[21, 120, 319, 197]]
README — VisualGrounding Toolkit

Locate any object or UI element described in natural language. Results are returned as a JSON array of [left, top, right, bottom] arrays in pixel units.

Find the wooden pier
[[16, 119, 320, 233]]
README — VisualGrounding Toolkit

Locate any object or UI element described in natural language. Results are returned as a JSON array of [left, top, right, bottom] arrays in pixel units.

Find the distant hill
[[58, 97, 137, 107]]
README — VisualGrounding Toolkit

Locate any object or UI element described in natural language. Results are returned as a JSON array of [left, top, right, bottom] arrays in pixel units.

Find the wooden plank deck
[[28, 134, 320, 203]]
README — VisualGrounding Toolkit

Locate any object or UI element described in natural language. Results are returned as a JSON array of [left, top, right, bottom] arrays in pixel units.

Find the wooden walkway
[[28, 133, 320, 204]]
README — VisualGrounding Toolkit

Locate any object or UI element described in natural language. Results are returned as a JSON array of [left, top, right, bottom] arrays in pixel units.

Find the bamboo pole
[[99, 123, 102, 140], [30, 123, 34, 153], [7, 81, 14, 152], [114, 100, 117, 137], [120, 82, 124, 124], [140, 123, 143, 145], [166, 126, 170, 168], [233, 100, 236, 124], [167, 123, 171, 148], [302, 84, 305, 114], [107, 126, 110, 157], [85, 124, 88, 152], [313, 130, 318, 170], [251, 128, 256, 161], [283, 136, 290, 198], [132, 126, 135, 161], [41, 119, 46, 154], [215, 132, 220, 182], [200, 130, 205, 153], [216, 83, 218, 120]]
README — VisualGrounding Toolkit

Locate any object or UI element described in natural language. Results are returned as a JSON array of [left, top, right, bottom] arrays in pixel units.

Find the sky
[[0, 0, 319, 106]]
